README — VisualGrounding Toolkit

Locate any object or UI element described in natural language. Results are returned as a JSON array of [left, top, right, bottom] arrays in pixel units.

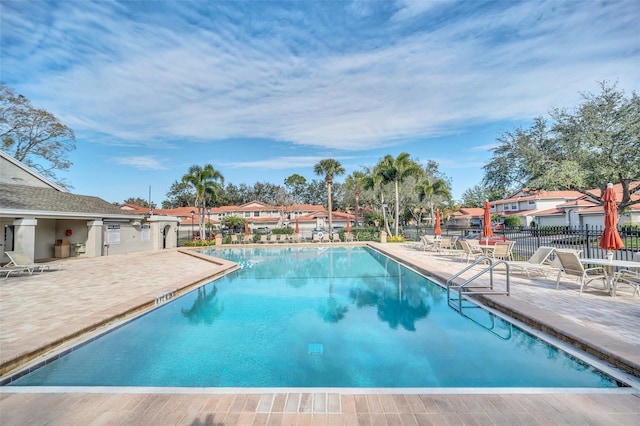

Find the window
[[254, 211, 260, 217], [244, 212, 250, 218], [528, 200, 535, 205], [504, 205, 510, 210], [511, 204, 518, 210]]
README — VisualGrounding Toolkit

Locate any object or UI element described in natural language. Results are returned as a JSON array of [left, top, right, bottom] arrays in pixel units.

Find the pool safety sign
[[107, 224, 121, 245]]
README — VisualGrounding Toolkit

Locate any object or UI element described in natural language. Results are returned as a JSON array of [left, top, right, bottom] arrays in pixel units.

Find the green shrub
[[503, 215, 522, 227]]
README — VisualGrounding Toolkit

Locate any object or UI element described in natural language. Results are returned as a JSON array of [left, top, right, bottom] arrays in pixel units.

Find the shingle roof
[[0, 184, 138, 216]]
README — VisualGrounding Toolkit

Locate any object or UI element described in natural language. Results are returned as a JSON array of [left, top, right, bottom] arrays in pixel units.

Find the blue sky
[[1, 0, 638, 205]]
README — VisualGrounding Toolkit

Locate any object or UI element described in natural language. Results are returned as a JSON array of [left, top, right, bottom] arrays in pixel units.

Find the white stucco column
[[86, 220, 104, 257], [147, 216, 179, 250], [13, 218, 37, 260]]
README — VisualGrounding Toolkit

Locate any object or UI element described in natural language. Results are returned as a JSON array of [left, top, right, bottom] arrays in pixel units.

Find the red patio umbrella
[[483, 200, 493, 241], [434, 210, 442, 236], [295, 219, 300, 234], [245, 221, 250, 235], [346, 218, 351, 232], [599, 183, 624, 258]]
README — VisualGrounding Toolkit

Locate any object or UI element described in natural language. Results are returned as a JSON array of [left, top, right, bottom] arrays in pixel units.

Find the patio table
[[579, 258, 640, 297]]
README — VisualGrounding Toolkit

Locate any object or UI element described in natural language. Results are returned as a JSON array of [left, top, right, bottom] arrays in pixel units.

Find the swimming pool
[[6, 246, 621, 388]]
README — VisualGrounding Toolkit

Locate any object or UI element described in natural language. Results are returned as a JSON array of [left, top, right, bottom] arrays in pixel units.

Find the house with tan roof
[[0, 151, 180, 262]]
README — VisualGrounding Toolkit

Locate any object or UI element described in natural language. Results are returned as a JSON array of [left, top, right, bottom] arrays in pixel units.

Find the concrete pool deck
[[1, 244, 639, 425]]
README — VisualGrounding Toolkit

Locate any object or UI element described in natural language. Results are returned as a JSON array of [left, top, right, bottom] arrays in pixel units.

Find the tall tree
[[284, 174, 308, 204], [375, 153, 424, 236], [362, 166, 392, 235], [460, 184, 505, 207], [1, 83, 76, 188], [483, 82, 640, 212], [164, 180, 194, 208], [182, 164, 224, 237], [343, 170, 367, 225], [416, 177, 451, 227], [313, 158, 345, 237]]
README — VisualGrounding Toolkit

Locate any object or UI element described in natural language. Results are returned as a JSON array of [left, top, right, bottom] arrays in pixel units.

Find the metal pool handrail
[[446, 256, 510, 313]]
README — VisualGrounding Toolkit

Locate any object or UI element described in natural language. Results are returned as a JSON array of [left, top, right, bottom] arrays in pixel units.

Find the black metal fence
[[407, 225, 639, 261]]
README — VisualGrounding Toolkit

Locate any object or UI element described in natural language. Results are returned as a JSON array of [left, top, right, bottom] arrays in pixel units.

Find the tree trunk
[[327, 182, 333, 238], [395, 180, 400, 236]]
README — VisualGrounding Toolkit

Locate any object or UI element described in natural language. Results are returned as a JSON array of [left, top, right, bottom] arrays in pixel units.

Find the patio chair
[[259, 235, 268, 244], [490, 241, 515, 261], [230, 234, 239, 244], [322, 233, 331, 243], [268, 234, 278, 243], [554, 250, 607, 294], [344, 232, 354, 243], [459, 240, 484, 263], [614, 252, 640, 297], [291, 233, 301, 243], [4, 251, 50, 274], [312, 233, 321, 243], [331, 232, 340, 242], [506, 246, 556, 278]]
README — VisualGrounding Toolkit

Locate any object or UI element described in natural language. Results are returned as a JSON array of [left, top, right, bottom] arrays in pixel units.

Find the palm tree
[[362, 167, 392, 235], [375, 153, 423, 236], [182, 164, 224, 238], [343, 170, 367, 225], [313, 158, 345, 238], [416, 177, 452, 229]]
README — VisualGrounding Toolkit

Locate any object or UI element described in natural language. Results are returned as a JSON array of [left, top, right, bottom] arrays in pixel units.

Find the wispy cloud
[[471, 143, 499, 152], [113, 156, 167, 170], [2, 0, 637, 153]]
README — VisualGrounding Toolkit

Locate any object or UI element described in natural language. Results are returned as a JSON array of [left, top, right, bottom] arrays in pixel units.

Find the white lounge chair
[[554, 250, 607, 294], [506, 246, 556, 278], [5, 250, 50, 274], [1, 264, 31, 279], [614, 252, 640, 297]]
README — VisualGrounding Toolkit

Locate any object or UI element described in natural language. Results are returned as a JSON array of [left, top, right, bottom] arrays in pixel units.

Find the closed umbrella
[[245, 221, 250, 235], [295, 219, 300, 234], [434, 210, 442, 236], [346, 218, 351, 232], [483, 200, 493, 242], [599, 183, 624, 260]]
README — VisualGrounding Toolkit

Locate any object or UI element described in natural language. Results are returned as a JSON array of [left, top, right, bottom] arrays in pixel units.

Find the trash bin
[[54, 239, 70, 258], [380, 231, 387, 243]]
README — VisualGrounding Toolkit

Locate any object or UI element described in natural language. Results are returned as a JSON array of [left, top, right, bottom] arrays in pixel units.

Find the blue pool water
[[8, 247, 619, 387]]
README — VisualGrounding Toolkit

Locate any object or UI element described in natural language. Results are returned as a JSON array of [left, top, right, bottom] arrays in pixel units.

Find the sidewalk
[[1, 244, 639, 425]]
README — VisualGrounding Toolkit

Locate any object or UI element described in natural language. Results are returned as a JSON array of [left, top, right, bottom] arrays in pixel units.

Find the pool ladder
[[446, 257, 512, 340], [446, 256, 510, 314]]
